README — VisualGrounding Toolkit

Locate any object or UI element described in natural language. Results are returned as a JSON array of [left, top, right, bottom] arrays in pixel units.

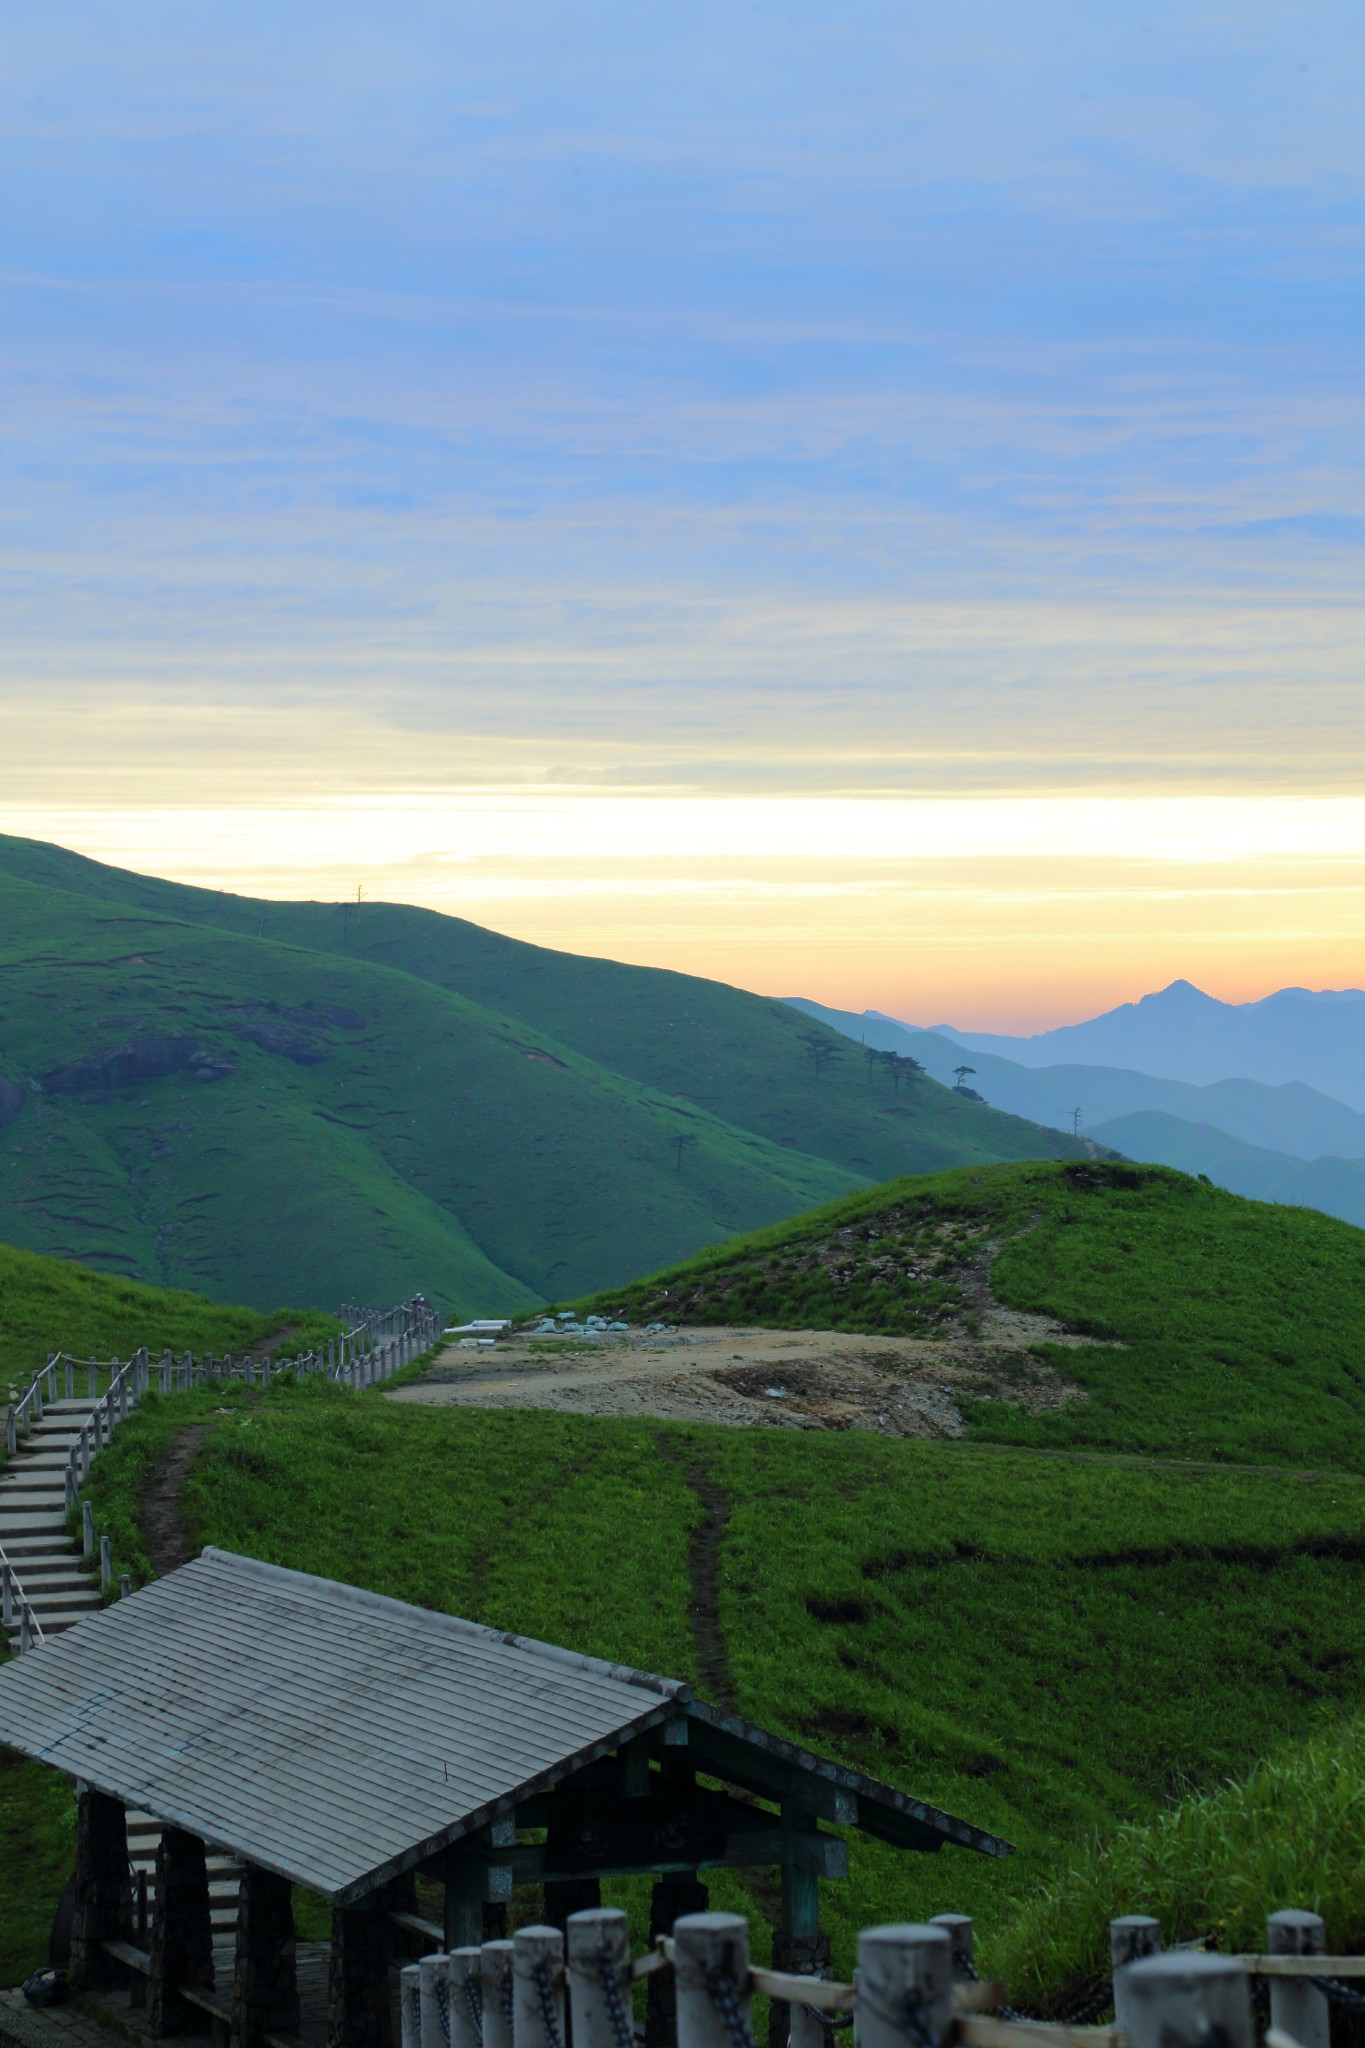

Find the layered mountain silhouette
[[787, 985, 1365, 1235]]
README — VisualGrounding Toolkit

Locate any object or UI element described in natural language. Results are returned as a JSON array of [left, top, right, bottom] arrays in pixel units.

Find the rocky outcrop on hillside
[[43, 1036, 235, 1094]]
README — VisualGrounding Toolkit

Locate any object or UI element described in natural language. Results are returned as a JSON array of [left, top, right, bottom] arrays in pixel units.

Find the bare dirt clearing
[[387, 1318, 1105, 1436]]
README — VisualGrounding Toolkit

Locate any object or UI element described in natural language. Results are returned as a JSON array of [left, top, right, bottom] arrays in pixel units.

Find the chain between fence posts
[[1124, 1953, 1251, 2048]]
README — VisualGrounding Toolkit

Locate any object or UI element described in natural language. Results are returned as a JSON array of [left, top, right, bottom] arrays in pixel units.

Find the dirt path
[[386, 1321, 1097, 1437], [141, 1423, 209, 1575]]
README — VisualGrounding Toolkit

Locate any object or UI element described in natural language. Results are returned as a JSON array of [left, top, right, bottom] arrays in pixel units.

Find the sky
[[2, 2, 1363, 1029]]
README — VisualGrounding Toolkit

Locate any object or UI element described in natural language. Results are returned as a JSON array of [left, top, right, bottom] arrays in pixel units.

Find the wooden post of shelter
[[647, 1876, 709, 2048], [70, 1787, 132, 1987], [328, 1892, 396, 2048], [148, 1827, 215, 2037], [770, 1799, 831, 2048], [232, 1862, 300, 2048]]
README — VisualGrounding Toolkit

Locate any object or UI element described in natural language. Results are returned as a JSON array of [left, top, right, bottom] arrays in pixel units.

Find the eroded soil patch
[[141, 1423, 208, 1575], [389, 1321, 1094, 1436]]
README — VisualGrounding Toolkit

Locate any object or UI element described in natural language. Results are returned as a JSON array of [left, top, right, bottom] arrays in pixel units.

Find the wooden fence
[[1, 1297, 442, 1652], [399, 1910, 1357, 2048]]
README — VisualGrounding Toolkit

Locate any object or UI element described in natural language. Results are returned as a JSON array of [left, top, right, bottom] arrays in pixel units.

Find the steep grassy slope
[[0, 838, 1091, 1310], [0, 1239, 337, 1381], [0, 837, 1078, 1186], [63, 1379, 1365, 1992], [576, 1159, 1365, 1468]]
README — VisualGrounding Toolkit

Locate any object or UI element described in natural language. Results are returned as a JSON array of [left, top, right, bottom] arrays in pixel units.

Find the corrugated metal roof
[[0, 1548, 1011, 1899], [0, 1548, 688, 1902]]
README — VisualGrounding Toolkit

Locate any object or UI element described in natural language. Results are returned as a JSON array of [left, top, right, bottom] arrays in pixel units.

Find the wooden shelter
[[0, 1549, 1011, 2048]]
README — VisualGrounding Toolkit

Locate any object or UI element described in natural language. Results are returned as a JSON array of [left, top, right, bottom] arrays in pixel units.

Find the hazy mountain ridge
[[925, 978, 1365, 1108], [787, 992, 1365, 1236]]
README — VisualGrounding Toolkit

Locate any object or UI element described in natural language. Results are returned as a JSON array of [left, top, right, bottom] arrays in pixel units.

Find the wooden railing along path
[[395, 1908, 1356, 2048]]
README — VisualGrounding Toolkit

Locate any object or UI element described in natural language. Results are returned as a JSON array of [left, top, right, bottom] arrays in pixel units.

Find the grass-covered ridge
[[0, 1238, 338, 1384], [64, 1380, 1365, 1993], [576, 1159, 1365, 1467], [0, 835, 1090, 1313]]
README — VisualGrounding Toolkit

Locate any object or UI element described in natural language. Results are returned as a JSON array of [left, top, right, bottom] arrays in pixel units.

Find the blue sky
[[2, 3, 1363, 1021]]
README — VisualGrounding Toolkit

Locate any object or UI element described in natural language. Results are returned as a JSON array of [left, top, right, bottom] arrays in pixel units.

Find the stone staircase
[[1, 1397, 242, 1941]]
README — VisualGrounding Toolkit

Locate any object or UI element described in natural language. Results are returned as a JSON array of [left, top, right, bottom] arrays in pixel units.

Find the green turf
[[63, 1381, 1365, 1993], [575, 1157, 1365, 1468], [0, 835, 1092, 1313], [994, 1709, 1365, 2010], [0, 1238, 337, 1385]]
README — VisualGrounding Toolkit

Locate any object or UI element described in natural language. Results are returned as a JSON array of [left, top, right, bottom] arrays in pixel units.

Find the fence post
[[100, 1534, 112, 1590], [513, 1925, 565, 2048], [855, 1926, 953, 2048], [120, 1573, 132, 1599], [19, 1602, 33, 1653], [1124, 1954, 1251, 2048], [82, 1501, 95, 1558], [65, 1459, 76, 1512], [400, 1965, 423, 2048], [2, 1561, 12, 1630], [1267, 1910, 1329, 2048], [418, 1953, 447, 2048], [676, 1912, 751, 2048], [929, 1916, 973, 1977], [481, 1940, 516, 2048], [566, 1907, 630, 2048], [1110, 1917, 1161, 2038], [448, 1949, 483, 2048]]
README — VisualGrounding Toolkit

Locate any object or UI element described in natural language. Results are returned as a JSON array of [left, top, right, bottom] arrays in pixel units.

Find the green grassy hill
[[577, 1158, 1365, 1468], [0, 1237, 338, 1381], [57, 1375, 1365, 1999], [0, 836, 1091, 1311], [6, 1170, 1365, 1993]]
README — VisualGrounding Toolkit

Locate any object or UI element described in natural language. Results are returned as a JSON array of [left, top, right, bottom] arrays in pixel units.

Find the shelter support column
[[545, 1878, 602, 1932], [328, 1893, 394, 2048], [232, 1864, 299, 2048], [149, 1828, 215, 2037], [70, 1788, 132, 1988], [645, 1876, 709, 2048], [769, 1858, 829, 2048], [443, 1841, 511, 1948]]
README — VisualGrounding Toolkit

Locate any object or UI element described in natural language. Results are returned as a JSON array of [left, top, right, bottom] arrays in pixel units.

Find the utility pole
[[1072, 1106, 1083, 1137]]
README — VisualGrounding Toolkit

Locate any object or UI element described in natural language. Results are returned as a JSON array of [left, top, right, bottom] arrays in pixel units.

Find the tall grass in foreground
[[991, 1713, 1365, 2010]]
